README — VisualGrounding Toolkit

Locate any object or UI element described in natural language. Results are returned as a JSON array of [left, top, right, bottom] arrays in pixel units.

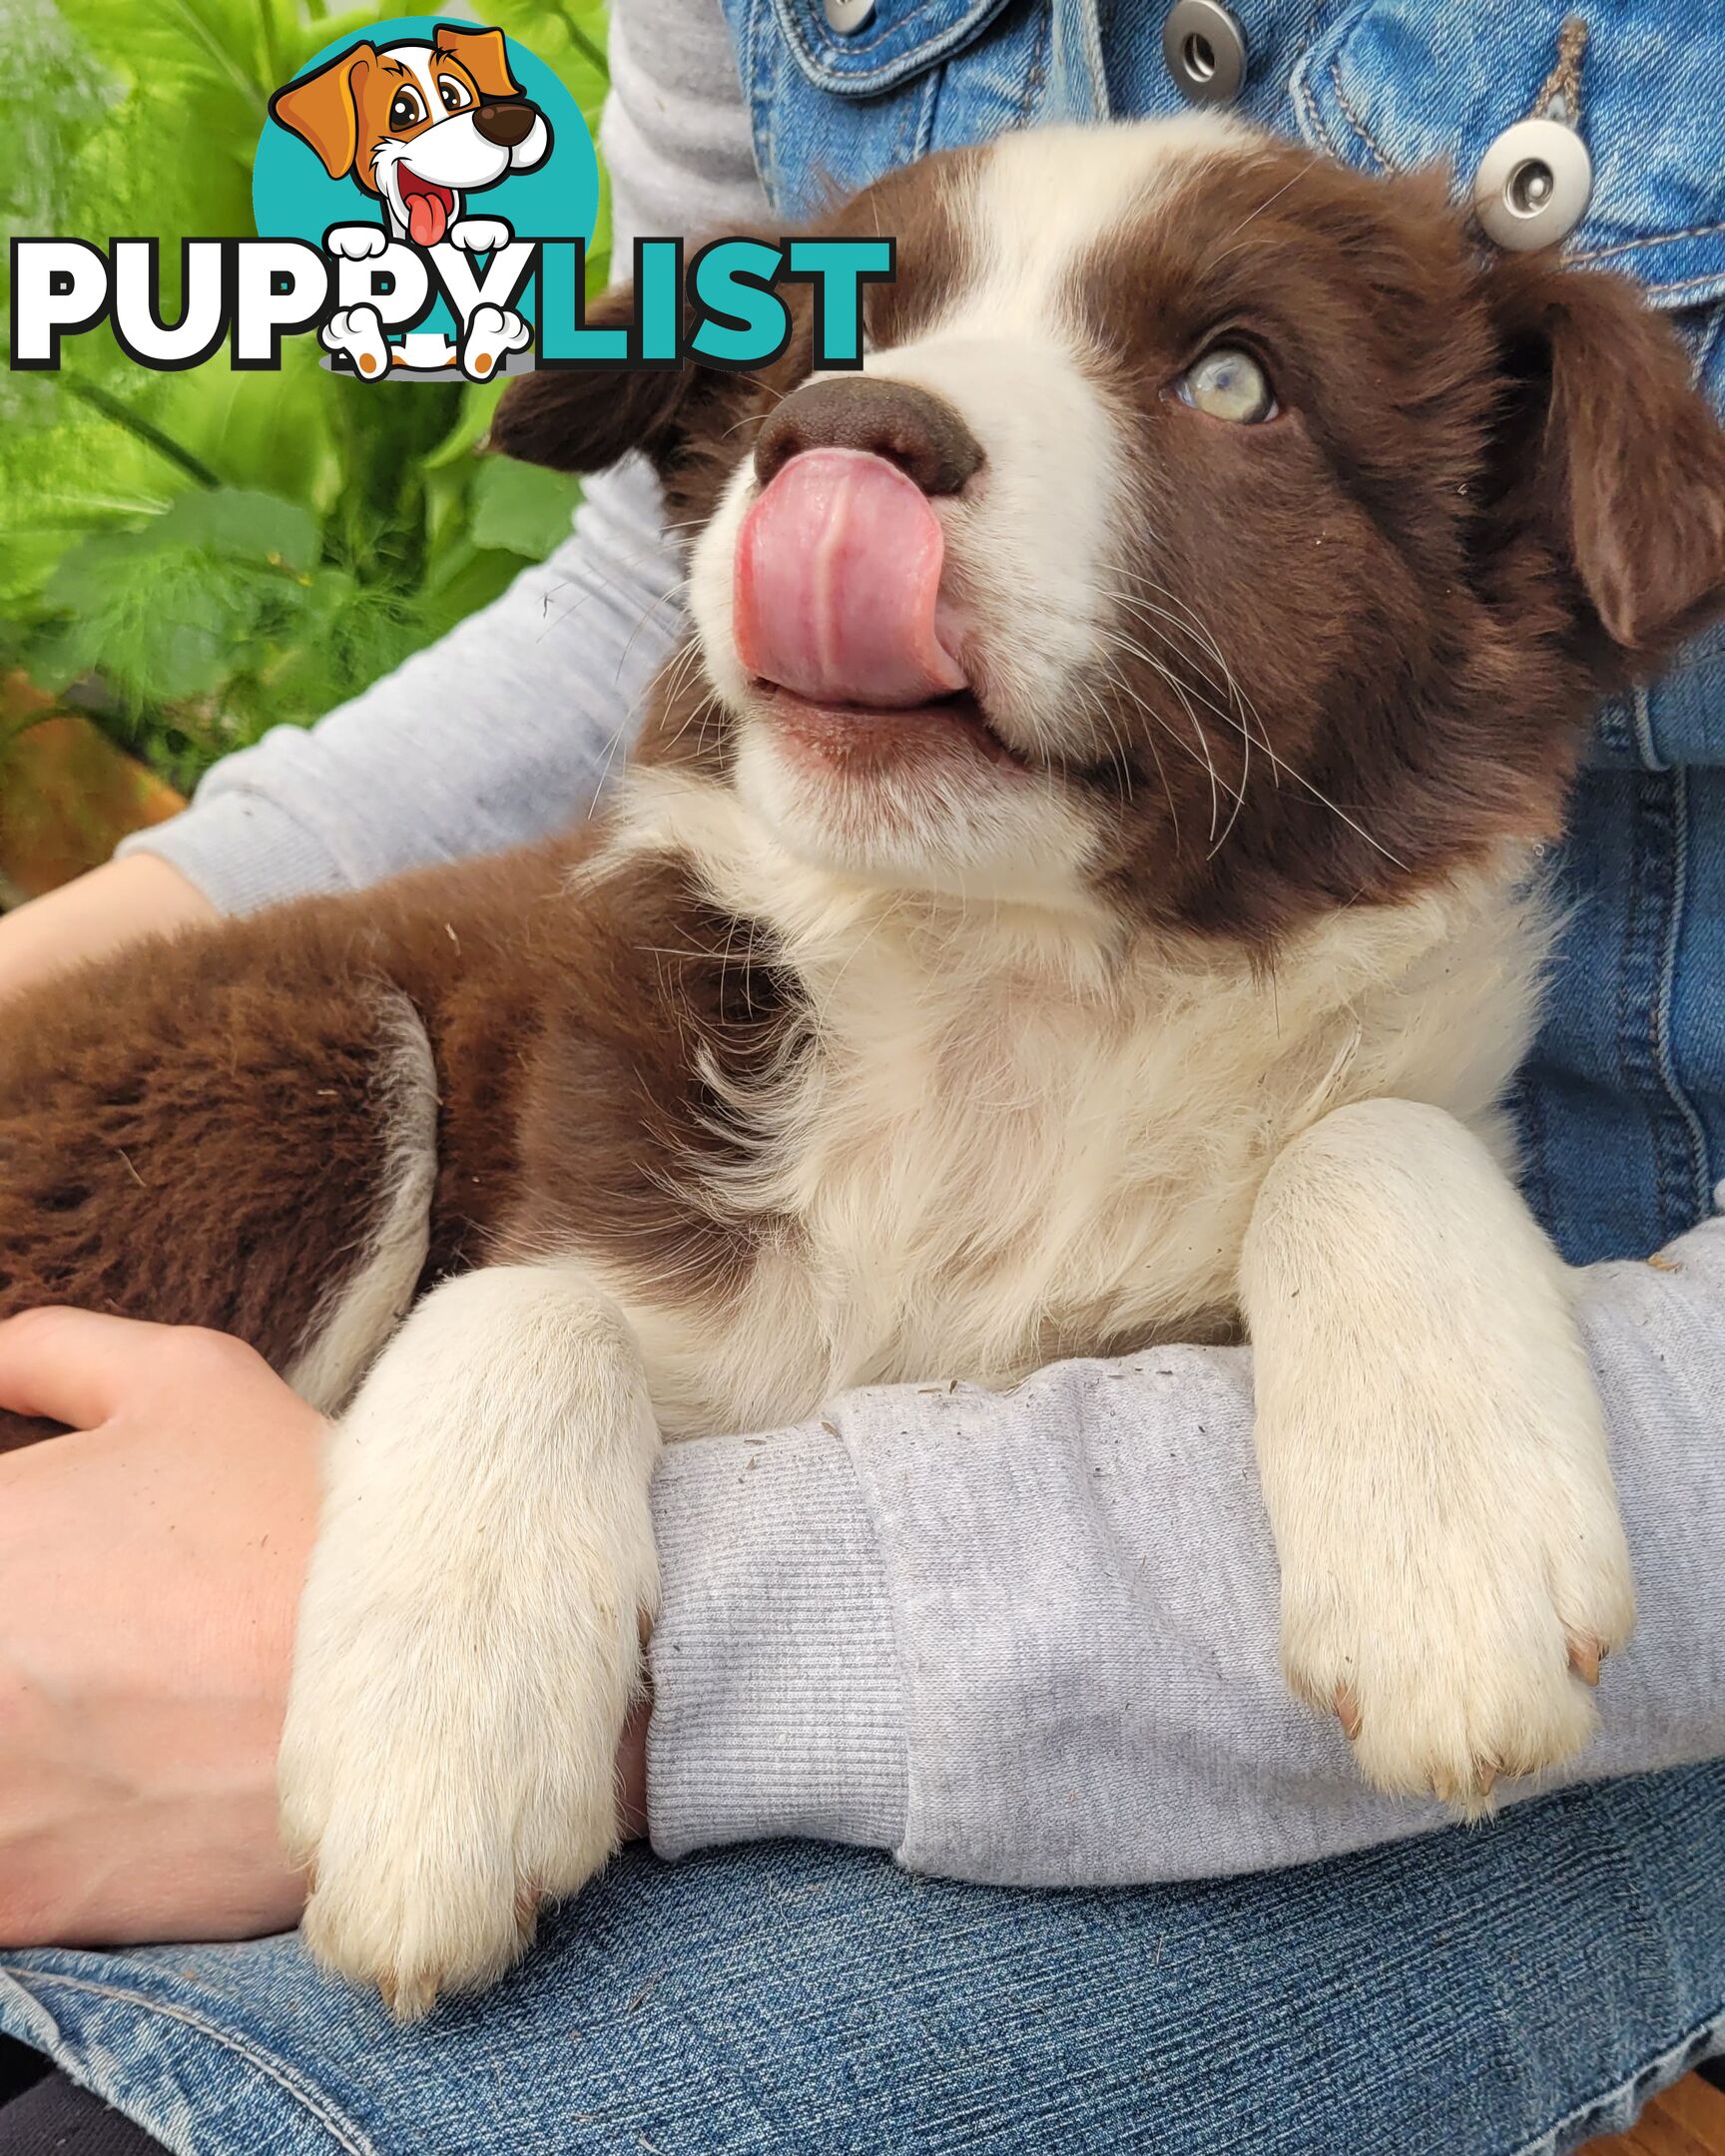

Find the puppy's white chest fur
[[612, 778, 1547, 1436]]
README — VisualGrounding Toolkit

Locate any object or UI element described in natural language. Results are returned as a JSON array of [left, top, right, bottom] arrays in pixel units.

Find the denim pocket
[[722, 0, 1049, 218], [1291, 0, 1725, 309], [769, 0, 1014, 94]]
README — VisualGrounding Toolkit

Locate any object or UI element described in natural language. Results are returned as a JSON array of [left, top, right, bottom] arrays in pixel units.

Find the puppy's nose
[[473, 99, 538, 148], [755, 376, 983, 497]]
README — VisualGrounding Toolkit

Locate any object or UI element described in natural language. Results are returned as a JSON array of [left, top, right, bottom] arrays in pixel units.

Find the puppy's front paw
[[1275, 1401, 1635, 1811], [285, 1764, 558, 2022], [1245, 1099, 1636, 1816], [280, 1546, 642, 2018], [281, 1265, 662, 2014]]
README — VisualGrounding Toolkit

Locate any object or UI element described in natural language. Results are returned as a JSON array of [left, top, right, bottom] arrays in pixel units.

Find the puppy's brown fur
[[0, 773, 790, 1445], [5, 136, 1725, 1443]]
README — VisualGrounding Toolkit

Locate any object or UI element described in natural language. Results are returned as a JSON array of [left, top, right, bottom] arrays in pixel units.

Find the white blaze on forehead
[[847, 118, 1257, 747], [930, 114, 1259, 344]]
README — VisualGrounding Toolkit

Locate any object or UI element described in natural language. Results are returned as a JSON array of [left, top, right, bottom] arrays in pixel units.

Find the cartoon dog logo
[[269, 25, 551, 379]]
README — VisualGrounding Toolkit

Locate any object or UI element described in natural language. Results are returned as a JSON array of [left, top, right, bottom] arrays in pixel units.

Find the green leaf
[[418, 545, 527, 640], [2, 0, 615, 795], [420, 379, 509, 473], [149, 338, 342, 513], [152, 486, 319, 572], [468, 456, 583, 559], [35, 544, 287, 702]]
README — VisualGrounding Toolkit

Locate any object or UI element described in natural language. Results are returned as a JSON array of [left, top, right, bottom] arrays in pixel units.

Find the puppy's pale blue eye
[[1177, 346, 1276, 424]]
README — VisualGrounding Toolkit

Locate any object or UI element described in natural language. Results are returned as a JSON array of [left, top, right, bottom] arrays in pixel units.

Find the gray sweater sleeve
[[646, 1211, 1725, 1882], [118, 465, 681, 909], [121, 0, 768, 914]]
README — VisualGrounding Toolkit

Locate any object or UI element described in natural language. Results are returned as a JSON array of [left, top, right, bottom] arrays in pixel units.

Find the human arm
[[644, 1211, 1725, 1884], [0, 1225, 1711, 1939], [0, 855, 217, 1004]]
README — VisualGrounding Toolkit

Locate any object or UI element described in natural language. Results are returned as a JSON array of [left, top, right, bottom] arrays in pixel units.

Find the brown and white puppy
[[6, 116, 1725, 2015]]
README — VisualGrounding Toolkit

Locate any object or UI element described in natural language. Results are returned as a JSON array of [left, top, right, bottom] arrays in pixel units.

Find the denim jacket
[[714, 0, 1725, 1264]]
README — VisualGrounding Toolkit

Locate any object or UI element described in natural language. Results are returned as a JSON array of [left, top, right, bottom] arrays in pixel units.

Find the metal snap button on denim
[[1162, 0, 1246, 105], [824, 0, 874, 31], [1472, 118, 1592, 252]]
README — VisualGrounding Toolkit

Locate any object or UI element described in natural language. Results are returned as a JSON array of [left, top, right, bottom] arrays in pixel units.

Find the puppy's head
[[271, 26, 550, 247], [496, 119, 1725, 937]]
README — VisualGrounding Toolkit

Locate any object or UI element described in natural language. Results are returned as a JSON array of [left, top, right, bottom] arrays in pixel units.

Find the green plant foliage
[[0, 0, 608, 797]]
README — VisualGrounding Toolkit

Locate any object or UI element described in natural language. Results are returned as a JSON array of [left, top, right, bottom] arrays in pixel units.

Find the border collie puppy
[[6, 116, 1724, 2015]]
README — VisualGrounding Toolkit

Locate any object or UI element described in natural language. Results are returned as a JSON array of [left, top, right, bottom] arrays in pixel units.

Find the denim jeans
[[0, 1765, 1722, 2153]]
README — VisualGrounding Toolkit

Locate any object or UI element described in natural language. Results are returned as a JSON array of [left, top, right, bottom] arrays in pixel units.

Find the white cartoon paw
[[325, 224, 389, 261], [320, 304, 391, 379], [448, 216, 512, 254], [459, 302, 531, 381]]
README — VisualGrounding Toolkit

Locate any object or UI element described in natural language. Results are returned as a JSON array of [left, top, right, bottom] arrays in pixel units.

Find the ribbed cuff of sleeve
[[645, 1422, 908, 1861], [115, 792, 354, 916]]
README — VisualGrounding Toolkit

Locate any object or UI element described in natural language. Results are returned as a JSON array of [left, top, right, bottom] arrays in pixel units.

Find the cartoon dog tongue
[[735, 448, 967, 707], [401, 178, 449, 249]]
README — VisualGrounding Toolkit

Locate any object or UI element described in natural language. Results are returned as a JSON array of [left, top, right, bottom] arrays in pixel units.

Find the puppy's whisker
[[1076, 666, 1154, 819], [1099, 630, 1250, 852], [1087, 650, 1235, 831], [1111, 580, 1273, 771], [1098, 634, 1230, 842], [1108, 579, 1282, 797], [1202, 167, 1309, 273], [1101, 623, 1405, 870]]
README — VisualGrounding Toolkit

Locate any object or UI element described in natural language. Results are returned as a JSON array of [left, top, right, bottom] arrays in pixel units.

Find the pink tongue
[[735, 448, 966, 708], [407, 192, 447, 248]]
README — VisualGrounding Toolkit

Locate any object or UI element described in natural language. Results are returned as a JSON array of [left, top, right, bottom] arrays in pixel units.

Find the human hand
[[0, 1309, 654, 1950], [0, 1311, 323, 1943], [0, 854, 216, 1004]]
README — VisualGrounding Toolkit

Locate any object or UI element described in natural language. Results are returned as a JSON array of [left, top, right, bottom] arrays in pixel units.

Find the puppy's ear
[[269, 43, 376, 181], [489, 280, 760, 478], [431, 25, 523, 102], [1485, 256, 1725, 665]]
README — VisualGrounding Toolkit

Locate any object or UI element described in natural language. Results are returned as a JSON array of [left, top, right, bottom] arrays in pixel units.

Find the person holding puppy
[[0, 2, 1721, 2150]]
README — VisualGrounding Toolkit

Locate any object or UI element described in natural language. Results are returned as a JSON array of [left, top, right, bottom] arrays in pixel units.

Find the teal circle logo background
[[252, 17, 598, 351]]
